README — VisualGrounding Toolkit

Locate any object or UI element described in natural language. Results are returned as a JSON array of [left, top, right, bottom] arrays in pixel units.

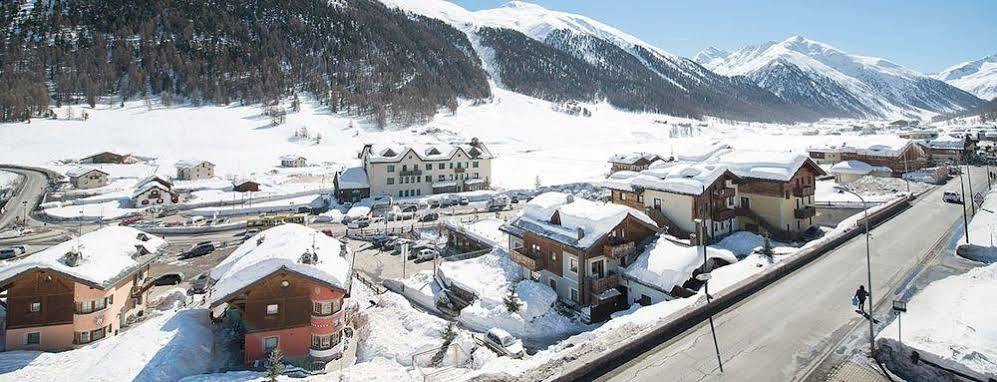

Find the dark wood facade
[[233, 181, 261, 193], [81, 152, 130, 164], [3, 270, 75, 330], [228, 271, 314, 333]]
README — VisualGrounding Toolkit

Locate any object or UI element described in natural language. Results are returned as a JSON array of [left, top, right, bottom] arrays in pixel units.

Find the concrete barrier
[[554, 195, 914, 381]]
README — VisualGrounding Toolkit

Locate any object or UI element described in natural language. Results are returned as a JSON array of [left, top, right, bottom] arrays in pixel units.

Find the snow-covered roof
[[603, 162, 733, 196], [608, 152, 662, 165], [280, 155, 306, 161], [829, 160, 873, 175], [175, 160, 212, 169], [209, 224, 352, 307], [714, 151, 820, 182], [0, 226, 166, 288], [135, 174, 173, 189], [336, 167, 369, 189], [445, 218, 507, 248], [131, 182, 172, 199], [509, 192, 657, 250], [675, 141, 732, 162], [66, 166, 108, 178], [922, 135, 967, 150], [362, 140, 494, 163], [809, 136, 913, 157], [623, 236, 736, 293]]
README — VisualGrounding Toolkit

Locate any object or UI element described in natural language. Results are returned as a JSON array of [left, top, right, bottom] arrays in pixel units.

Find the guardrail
[[553, 194, 915, 381]]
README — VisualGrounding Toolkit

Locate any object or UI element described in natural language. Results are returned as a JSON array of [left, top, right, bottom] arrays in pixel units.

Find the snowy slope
[[697, 36, 984, 118], [381, 0, 816, 122], [935, 53, 997, 101]]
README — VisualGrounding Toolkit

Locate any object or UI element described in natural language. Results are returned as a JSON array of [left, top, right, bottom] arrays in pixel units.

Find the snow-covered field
[[0, 171, 17, 191], [0, 88, 914, 191], [878, 263, 997, 380]]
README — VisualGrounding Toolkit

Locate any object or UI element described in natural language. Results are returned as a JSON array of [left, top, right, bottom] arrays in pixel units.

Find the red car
[[322, 229, 335, 237], [119, 216, 143, 226]]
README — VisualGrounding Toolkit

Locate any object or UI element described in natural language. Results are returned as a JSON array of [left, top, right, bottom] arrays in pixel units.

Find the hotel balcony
[[794, 206, 817, 219], [400, 169, 422, 176], [793, 185, 815, 197], [602, 240, 635, 259], [587, 272, 619, 295], [712, 207, 736, 221], [454, 167, 466, 173], [510, 248, 544, 271], [309, 345, 342, 359]]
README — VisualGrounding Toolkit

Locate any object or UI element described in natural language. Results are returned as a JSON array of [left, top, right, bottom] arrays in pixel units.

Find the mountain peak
[[693, 46, 730, 64], [502, 1, 545, 10]]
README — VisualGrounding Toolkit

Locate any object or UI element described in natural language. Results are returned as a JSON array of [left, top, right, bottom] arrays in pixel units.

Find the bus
[[246, 214, 307, 230]]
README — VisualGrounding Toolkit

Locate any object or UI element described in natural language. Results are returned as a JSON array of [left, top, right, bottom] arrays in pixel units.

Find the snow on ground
[[0, 89, 910, 190], [624, 236, 738, 293], [42, 199, 139, 220], [957, 190, 997, 263], [0, 170, 18, 191], [878, 262, 997, 380], [187, 193, 326, 217], [714, 231, 796, 258], [0, 308, 213, 382], [815, 176, 928, 204], [436, 250, 591, 342]]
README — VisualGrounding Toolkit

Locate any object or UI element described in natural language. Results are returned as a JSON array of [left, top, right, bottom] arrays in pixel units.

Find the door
[[591, 260, 605, 279], [740, 197, 750, 209]]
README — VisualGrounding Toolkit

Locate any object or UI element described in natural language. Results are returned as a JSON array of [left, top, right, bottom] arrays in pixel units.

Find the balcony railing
[[712, 207, 736, 221], [602, 241, 635, 259], [587, 272, 619, 295], [454, 167, 466, 173], [400, 169, 422, 176], [510, 248, 543, 271], [794, 206, 817, 219], [715, 187, 735, 200], [793, 185, 815, 197]]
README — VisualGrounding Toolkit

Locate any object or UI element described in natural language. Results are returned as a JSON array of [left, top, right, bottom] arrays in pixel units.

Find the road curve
[[0, 166, 51, 230]]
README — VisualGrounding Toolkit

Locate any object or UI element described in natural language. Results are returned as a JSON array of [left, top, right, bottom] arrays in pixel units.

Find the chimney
[[577, 227, 585, 240]]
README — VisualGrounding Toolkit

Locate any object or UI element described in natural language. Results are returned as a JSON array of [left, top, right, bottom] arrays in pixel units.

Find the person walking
[[854, 285, 869, 313]]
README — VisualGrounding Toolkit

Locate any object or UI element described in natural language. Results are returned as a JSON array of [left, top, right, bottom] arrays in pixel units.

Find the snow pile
[[439, 250, 522, 304], [0, 309, 213, 382], [346, 205, 371, 219], [0, 226, 165, 287], [624, 236, 738, 292], [713, 231, 794, 258], [209, 224, 351, 305], [957, 190, 997, 263], [42, 199, 140, 221], [515, 280, 558, 321], [0, 170, 17, 190], [315, 209, 345, 223], [878, 263, 997, 380]]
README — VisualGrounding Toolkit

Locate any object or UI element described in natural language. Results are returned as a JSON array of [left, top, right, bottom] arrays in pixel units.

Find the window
[[449, 162, 453, 169], [386, 177, 394, 185], [425, 164, 431, 170], [25, 332, 40, 345], [312, 334, 333, 349], [570, 288, 579, 302], [438, 175, 445, 181], [313, 301, 333, 316], [266, 304, 279, 315], [80, 331, 90, 343], [569, 257, 578, 273], [263, 336, 279, 354], [621, 193, 628, 201], [438, 163, 444, 170], [473, 161, 479, 168], [399, 190, 404, 197], [402, 165, 407, 171], [425, 176, 431, 183], [29, 302, 41, 313], [387, 165, 395, 172], [474, 173, 479, 179]]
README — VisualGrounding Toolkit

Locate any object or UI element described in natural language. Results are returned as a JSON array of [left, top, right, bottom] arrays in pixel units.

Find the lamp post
[[693, 219, 723, 373], [835, 186, 875, 356], [958, 167, 971, 243]]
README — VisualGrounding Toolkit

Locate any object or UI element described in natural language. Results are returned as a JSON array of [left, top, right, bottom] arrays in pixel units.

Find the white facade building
[[359, 138, 494, 198]]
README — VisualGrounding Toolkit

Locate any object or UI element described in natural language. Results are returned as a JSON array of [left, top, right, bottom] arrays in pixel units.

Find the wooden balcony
[[454, 167, 466, 173], [602, 241, 635, 259], [587, 272, 619, 295], [510, 248, 543, 271], [792, 185, 815, 197], [794, 206, 817, 219], [400, 169, 422, 176], [712, 207, 736, 221], [714, 187, 735, 200]]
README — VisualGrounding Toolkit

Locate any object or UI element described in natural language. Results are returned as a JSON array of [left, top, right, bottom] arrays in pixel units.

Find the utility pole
[[966, 163, 976, 215], [903, 153, 910, 194], [836, 186, 875, 357], [694, 219, 723, 373], [959, 168, 970, 243]]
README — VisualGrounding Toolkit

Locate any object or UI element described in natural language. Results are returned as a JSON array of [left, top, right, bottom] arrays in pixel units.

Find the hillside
[[697, 36, 984, 119], [935, 53, 997, 101], [0, 0, 491, 124]]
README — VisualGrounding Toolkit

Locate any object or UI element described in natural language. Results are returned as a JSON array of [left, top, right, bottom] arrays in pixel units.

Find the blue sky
[[455, 0, 997, 73]]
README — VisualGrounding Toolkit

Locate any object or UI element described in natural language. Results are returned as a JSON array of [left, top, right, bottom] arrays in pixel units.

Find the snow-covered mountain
[[696, 36, 984, 119], [381, 0, 818, 122], [935, 53, 997, 101]]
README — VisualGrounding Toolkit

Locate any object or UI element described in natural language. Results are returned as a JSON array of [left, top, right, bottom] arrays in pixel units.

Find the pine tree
[[503, 284, 522, 313], [534, 175, 542, 189], [760, 233, 775, 262], [264, 348, 284, 382]]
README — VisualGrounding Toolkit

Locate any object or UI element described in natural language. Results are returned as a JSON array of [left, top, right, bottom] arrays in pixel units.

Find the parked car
[[181, 241, 215, 259], [384, 238, 410, 251], [943, 191, 962, 203], [0, 249, 17, 260], [152, 272, 184, 286], [481, 328, 525, 358], [8, 245, 27, 255], [401, 205, 419, 213], [244, 229, 261, 238], [322, 229, 335, 237], [347, 216, 371, 229], [419, 212, 440, 222], [510, 196, 519, 204], [119, 216, 143, 226], [415, 248, 437, 262], [487, 195, 510, 212], [191, 273, 210, 294], [458, 196, 470, 206], [370, 235, 395, 249], [429, 199, 442, 208]]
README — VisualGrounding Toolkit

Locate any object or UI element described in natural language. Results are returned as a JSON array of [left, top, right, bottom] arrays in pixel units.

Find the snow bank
[[0, 170, 19, 191], [42, 199, 140, 221], [0, 309, 213, 382], [878, 263, 997, 380], [187, 193, 325, 217], [714, 231, 794, 258], [515, 280, 558, 321], [209, 224, 351, 305], [957, 191, 997, 263], [624, 237, 737, 292], [0, 226, 165, 287]]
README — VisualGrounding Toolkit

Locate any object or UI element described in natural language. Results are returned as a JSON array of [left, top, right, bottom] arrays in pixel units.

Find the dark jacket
[[855, 288, 868, 300]]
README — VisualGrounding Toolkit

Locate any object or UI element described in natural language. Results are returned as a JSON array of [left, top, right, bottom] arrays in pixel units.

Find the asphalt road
[[600, 167, 990, 382], [0, 167, 48, 230]]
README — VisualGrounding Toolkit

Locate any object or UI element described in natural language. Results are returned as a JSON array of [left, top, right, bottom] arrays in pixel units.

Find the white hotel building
[[359, 138, 494, 198]]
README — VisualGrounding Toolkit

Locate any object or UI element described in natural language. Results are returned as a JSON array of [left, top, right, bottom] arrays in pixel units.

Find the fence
[[353, 272, 386, 295]]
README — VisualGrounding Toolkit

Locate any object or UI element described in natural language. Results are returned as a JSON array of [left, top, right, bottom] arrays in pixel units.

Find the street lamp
[[693, 219, 723, 373], [834, 185, 875, 356]]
